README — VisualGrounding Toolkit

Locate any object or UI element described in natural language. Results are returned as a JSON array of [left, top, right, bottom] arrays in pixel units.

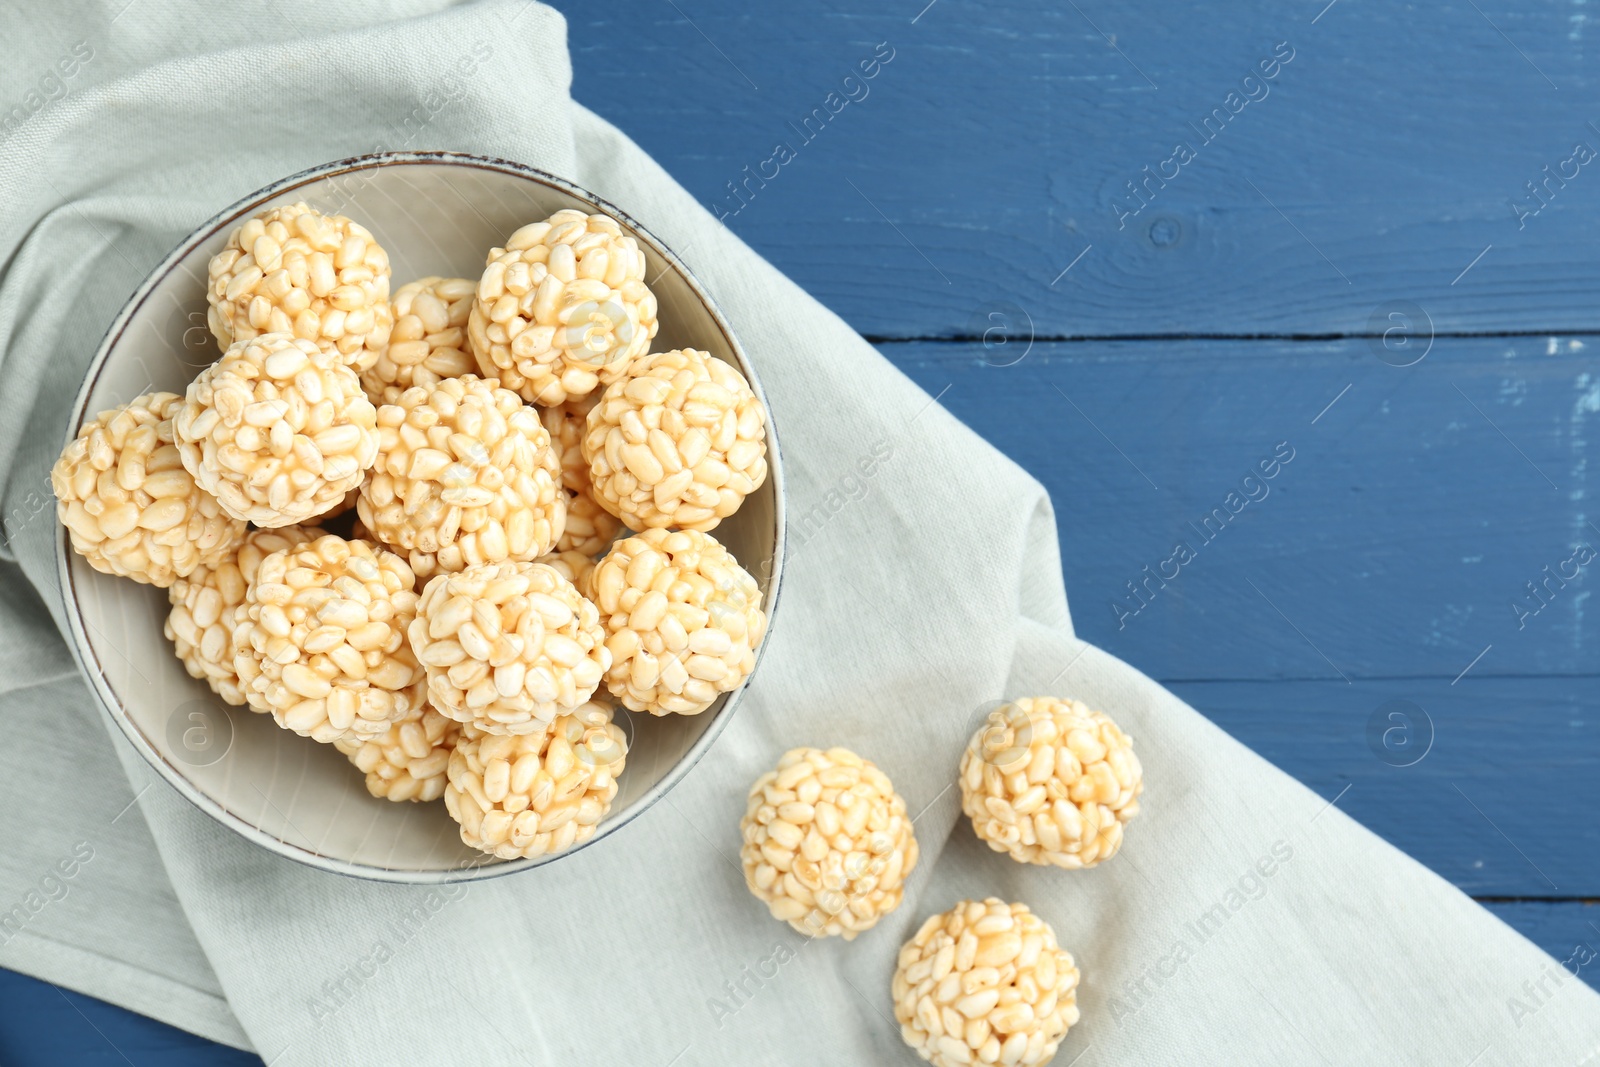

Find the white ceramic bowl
[[56, 152, 785, 882]]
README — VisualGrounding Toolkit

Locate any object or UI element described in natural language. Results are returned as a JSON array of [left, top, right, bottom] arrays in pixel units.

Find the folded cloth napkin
[[2, 3, 1597, 1063]]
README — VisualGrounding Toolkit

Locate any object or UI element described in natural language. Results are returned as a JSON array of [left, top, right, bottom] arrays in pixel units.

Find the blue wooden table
[[7, 0, 1599, 1059]]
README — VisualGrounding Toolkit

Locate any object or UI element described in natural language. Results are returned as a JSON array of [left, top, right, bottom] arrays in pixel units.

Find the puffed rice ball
[[960, 697, 1142, 869], [534, 549, 598, 598], [233, 534, 424, 742], [468, 210, 658, 406], [582, 349, 768, 532], [540, 400, 622, 556], [893, 899, 1081, 1067], [541, 397, 595, 487], [334, 706, 461, 802], [174, 334, 379, 527], [51, 392, 246, 587], [560, 491, 624, 558], [165, 525, 322, 706], [444, 701, 628, 859], [739, 747, 919, 940], [409, 561, 610, 736], [590, 529, 766, 715], [357, 375, 564, 579], [360, 276, 476, 404], [206, 201, 393, 369]]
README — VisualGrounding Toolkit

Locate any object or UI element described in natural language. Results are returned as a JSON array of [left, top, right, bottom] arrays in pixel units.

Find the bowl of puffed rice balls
[[52, 152, 785, 882]]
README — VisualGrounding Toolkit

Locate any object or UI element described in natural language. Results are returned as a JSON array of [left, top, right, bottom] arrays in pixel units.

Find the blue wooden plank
[[552, 0, 1600, 338], [1165, 677, 1600, 897], [0, 968, 259, 1065], [877, 336, 1600, 682]]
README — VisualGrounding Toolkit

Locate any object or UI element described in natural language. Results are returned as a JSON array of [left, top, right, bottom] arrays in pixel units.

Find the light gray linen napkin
[[2, 3, 1597, 1063]]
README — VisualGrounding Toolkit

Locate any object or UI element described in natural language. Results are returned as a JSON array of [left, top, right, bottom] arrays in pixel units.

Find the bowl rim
[[55, 150, 786, 884]]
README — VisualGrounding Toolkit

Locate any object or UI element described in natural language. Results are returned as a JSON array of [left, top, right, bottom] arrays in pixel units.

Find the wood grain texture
[[1166, 677, 1598, 898], [555, 0, 1600, 339], [878, 337, 1600, 683]]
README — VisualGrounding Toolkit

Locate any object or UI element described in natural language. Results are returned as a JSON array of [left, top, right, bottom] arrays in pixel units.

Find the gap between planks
[[867, 329, 1600, 345], [1474, 896, 1600, 904]]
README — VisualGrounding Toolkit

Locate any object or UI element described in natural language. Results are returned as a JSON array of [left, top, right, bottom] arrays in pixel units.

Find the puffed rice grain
[[314, 486, 361, 521]]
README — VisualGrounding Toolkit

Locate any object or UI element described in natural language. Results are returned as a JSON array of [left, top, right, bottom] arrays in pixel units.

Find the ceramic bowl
[[56, 152, 785, 882]]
